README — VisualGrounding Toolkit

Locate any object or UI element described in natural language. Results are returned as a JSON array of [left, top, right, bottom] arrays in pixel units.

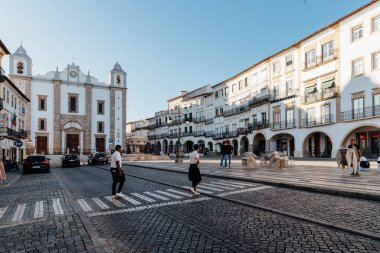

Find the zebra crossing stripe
[[217, 186, 273, 197], [202, 183, 236, 190], [144, 191, 170, 201], [120, 195, 141, 205], [12, 204, 26, 222], [166, 189, 193, 197], [196, 185, 224, 192], [131, 193, 156, 203], [77, 199, 93, 212], [182, 186, 213, 194], [211, 181, 245, 188], [52, 198, 64, 215], [34, 201, 44, 218], [155, 190, 182, 199], [104, 196, 126, 207], [220, 180, 257, 187], [91, 198, 110, 209], [0, 207, 8, 220]]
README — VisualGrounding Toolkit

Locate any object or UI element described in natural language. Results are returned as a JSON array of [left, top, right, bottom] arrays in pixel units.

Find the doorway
[[66, 134, 79, 154]]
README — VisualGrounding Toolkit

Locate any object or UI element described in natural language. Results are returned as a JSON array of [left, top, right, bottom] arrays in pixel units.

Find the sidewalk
[[127, 159, 380, 200]]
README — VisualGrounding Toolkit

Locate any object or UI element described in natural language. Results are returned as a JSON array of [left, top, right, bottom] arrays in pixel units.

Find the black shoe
[[355, 172, 359, 176], [350, 172, 354, 175]]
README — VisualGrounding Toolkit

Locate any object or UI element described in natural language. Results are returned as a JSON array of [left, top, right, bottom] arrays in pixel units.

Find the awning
[[304, 85, 317, 94], [321, 79, 335, 89]]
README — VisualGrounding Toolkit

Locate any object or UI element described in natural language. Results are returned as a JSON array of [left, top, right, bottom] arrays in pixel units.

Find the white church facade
[[8, 46, 128, 155]]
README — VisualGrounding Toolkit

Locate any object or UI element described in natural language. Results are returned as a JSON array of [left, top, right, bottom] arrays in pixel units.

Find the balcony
[[0, 66, 5, 83], [270, 89, 297, 103], [341, 105, 380, 122], [193, 116, 206, 123], [205, 118, 214, 125], [301, 87, 337, 105], [301, 114, 334, 127], [270, 120, 296, 131], [205, 131, 214, 138], [248, 121, 269, 131], [194, 131, 205, 137], [6, 128, 26, 139]]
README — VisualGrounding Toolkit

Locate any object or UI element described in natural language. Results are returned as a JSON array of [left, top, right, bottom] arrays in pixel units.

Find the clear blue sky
[[0, 0, 370, 121]]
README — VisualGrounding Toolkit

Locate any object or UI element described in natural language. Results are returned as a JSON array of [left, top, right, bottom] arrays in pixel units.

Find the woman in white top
[[188, 144, 201, 195]]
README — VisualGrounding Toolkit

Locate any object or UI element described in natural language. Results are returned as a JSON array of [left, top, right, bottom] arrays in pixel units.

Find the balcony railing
[[301, 87, 337, 104], [270, 120, 296, 131], [223, 104, 250, 118], [301, 114, 334, 127], [248, 121, 269, 131], [6, 128, 27, 139], [205, 131, 214, 138], [271, 89, 297, 103], [205, 118, 214, 125], [193, 116, 206, 123], [341, 105, 380, 122], [194, 131, 205, 137]]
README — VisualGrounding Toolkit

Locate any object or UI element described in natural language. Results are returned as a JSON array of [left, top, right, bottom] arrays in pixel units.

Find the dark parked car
[[4, 159, 19, 172], [23, 155, 50, 174], [88, 152, 108, 165], [61, 154, 80, 168]]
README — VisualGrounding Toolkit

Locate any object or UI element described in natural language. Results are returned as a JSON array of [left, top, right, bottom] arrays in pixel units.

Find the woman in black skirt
[[188, 144, 201, 195]]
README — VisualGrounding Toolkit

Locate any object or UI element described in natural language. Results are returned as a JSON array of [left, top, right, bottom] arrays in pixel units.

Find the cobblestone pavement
[[127, 159, 380, 198], [2, 164, 380, 252]]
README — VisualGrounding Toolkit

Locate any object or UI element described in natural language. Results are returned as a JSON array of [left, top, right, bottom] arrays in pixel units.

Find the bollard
[[377, 157, 380, 172]]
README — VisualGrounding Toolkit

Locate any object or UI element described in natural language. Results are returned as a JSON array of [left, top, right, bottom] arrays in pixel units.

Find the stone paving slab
[[126, 159, 380, 200], [0, 171, 21, 188]]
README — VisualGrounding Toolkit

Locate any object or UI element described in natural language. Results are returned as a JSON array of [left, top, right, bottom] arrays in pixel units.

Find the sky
[[0, 0, 370, 122]]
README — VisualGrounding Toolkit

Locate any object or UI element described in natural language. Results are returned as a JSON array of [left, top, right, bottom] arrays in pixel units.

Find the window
[[2, 88, 5, 100], [189, 113, 192, 121], [17, 62, 24, 74], [252, 74, 258, 85], [286, 56, 293, 67], [372, 52, 380, 70], [286, 80, 293, 95], [38, 96, 47, 111], [220, 89, 223, 96], [232, 84, 236, 93], [68, 94, 78, 113], [286, 109, 293, 127], [11, 95, 13, 107], [97, 121, 104, 133], [273, 112, 280, 125], [220, 107, 224, 115], [184, 127, 188, 133], [97, 101, 104, 115], [239, 80, 242, 90], [273, 85, 279, 97], [39, 118, 46, 131], [215, 91, 219, 99], [215, 108, 219, 117], [244, 77, 249, 87], [352, 58, 364, 77], [352, 25, 363, 42], [305, 49, 316, 68], [322, 41, 334, 61], [6, 91, 9, 103], [321, 104, 331, 124], [116, 75, 121, 84], [307, 108, 315, 125], [273, 61, 280, 73], [14, 98, 17, 109], [261, 112, 267, 123], [260, 69, 267, 82], [253, 115, 257, 126], [353, 97, 364, 119], [225, 87, 228, 95], [372, 15, 380, 33], [189, 126, 193, 133]]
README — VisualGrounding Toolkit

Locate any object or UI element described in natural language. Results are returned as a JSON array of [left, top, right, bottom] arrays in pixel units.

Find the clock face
[[70, 71, 77, 78]]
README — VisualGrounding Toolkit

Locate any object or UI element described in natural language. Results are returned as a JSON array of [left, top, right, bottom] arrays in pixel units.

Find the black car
[[88, 153, 108, 165], [4, 159, 19, 172], [61, 154, 80, 168], [23, 155, 50, 174]]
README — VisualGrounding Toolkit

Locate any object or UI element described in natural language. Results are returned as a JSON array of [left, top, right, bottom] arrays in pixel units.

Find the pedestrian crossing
[[0, 180, 272, 226]]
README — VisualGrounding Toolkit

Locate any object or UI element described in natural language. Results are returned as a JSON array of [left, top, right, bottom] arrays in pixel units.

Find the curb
[[127, 163, 380, 201]]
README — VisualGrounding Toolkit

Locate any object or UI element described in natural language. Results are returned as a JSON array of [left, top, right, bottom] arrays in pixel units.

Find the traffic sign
[[15, 140, 23, 147]]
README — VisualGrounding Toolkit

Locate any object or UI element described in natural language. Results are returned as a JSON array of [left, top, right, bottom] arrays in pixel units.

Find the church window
[[38, 96, 47, 111], [68, 94, 78, 113], [116, 75, 121, 84], [97, 101, 104, 115], [97, 121, 104, 133], [38, 118, 46, 131], [17, 62, 24, 74]]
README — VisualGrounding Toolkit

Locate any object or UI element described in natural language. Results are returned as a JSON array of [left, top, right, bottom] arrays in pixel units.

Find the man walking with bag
[[110, 145, 125, 199], [188, 144, 201, 195]]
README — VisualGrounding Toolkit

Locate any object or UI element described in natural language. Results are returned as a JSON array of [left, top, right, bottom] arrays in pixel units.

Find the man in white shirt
[[110, 145, 125, 199], [188, 144, 201, 195]]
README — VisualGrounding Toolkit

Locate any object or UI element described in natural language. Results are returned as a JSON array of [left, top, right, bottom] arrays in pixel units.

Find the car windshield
[[65, 155, 77, 159], [27, 156, 47, 162], [95, 154, 105, 158]]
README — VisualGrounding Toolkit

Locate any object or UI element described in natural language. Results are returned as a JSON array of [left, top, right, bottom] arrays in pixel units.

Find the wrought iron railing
[[193, 117, 206, 123], [271, 89, 297, 102], [6, 128, 26, 139], [301, 114, 334, 127], [248, 121, 269, 131], [301, 87, 337, 104], [341, 105, 380, 121], [270, 120, 296, 131], [205, 118, 214, 125]]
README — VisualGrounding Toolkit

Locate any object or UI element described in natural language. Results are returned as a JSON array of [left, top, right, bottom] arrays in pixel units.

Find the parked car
[[61, 154, 80, 168], [23, 155, 50, 174], [4, 158, 19, 172], [88, 152, 108, 165]]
